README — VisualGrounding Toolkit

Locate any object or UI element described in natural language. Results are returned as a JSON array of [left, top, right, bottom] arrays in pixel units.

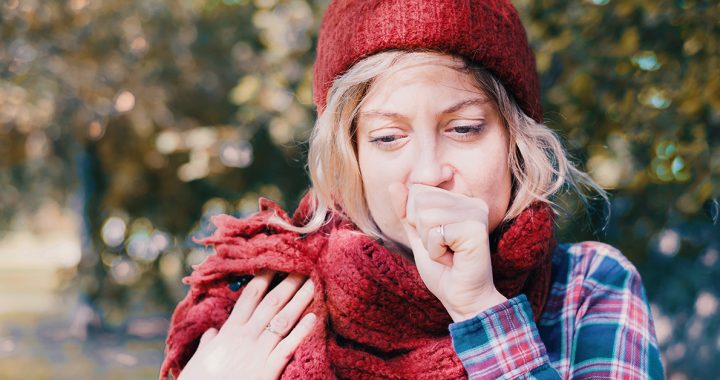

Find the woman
[[161, 0, 664, 379]]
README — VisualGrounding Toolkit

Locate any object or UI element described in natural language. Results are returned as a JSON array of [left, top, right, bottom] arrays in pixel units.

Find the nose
[[407, 140, 454, 188]]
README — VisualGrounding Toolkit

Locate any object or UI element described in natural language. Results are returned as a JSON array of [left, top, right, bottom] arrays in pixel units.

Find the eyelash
[[368, 125, 485, 147]]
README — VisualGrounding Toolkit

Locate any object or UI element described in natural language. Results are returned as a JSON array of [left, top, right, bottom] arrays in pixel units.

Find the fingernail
[[306, 313, 317, 323]]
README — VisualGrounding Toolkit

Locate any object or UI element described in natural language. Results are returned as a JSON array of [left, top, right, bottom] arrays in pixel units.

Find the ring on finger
[[265, 323, 285, 338]]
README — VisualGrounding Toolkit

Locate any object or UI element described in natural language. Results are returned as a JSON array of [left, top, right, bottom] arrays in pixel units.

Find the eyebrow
[[358, 97, 490, 120]]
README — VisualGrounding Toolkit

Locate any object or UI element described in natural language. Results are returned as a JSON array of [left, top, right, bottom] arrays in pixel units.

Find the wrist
[[448, 290, 508, 323]]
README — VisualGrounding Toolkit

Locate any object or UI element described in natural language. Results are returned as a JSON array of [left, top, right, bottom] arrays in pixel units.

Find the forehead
[[375, 53, 472, 85], [363, 54, 483, 101], [358, 53, 488, 116]]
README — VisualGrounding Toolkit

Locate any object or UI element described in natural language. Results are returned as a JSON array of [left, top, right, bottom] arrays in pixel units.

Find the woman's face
[[356, 54, 512, 248]]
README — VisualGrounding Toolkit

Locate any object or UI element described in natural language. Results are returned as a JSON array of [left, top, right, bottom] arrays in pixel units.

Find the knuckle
[[264, 293, 280, 307], [231, 299, 248, 316], [243, 284, 260, 299], [431, 226, 442, 239], [272, 315, 289, 330]]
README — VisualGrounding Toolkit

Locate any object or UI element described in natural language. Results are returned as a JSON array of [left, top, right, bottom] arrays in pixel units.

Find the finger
[[406, 185, 459, 229], [246, 273, 307, 336], [414, 208, 447, 250], [226, 270, 275, 327], [449, 220, 490, 268], [414, 184, 490, 210], [388, 182, 409, 220], [197, 327, 218, 350], [267, 313, 318, 376], [408, 184, 458, 209], [414, 208, 461, 250], [409, 185, 490, 220], [428, 225, 453, 267], [406, 184, 418, 227], [400, 221, 428, 263], [258, 278, 315, 350]]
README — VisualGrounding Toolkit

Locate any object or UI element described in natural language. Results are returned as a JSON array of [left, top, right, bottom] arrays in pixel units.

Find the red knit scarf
[[160, 194, 555, 380]]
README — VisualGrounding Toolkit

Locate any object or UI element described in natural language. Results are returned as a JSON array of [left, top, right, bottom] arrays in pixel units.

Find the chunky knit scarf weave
[[160, 193, 555, 380]]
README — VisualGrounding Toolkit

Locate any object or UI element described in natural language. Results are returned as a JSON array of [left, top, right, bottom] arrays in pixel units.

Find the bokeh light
[[219, 140, 253, 168], [101, 217, 127, 248], [1, 0, 717, 378]]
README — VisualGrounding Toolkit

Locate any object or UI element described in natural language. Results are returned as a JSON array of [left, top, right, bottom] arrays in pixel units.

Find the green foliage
[[517, 0, 718, 229], [518, 1, 720, 376], [1, 0, 717, 377]]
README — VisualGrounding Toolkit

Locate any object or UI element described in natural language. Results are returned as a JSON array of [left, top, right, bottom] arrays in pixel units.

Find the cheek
[[357, 143, 409, 239], [463, 152, 510, 192], [358, 144, 390, 209], [358, 143, 385, 194], [358, 142, 407, 190], [459, 145, 512, 230]]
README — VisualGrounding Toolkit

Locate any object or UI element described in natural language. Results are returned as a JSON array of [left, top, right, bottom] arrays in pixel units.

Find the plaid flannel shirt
[[449, 242, 664, 379]]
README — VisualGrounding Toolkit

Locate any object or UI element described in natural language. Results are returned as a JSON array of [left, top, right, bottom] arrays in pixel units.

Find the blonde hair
[[270, 51, 608, 239]]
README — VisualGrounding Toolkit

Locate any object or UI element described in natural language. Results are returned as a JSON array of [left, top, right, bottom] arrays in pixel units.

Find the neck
[[379, 237, 416, 263]]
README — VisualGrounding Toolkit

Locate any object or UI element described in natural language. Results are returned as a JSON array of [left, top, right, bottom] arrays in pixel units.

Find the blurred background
[[0, 0, 718, 378]]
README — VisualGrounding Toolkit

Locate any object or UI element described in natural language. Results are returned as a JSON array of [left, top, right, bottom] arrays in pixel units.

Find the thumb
[[388, 182, 423, 253], [388, 182, 409, 220], [388, 183, 436, 268]]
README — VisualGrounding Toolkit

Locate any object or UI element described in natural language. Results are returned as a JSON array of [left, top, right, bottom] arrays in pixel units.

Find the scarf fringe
[[160, 194, 554, 380]]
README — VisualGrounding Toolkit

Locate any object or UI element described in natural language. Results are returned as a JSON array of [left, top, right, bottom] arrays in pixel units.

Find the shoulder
[[552, 241, 644, 291]]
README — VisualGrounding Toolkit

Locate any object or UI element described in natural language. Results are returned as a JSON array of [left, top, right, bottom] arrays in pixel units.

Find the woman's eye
[[369, 134, 405, 146], [447, 125, 484, 139]]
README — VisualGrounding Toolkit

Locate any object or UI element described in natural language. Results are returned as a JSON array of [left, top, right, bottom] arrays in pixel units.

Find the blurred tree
[[0, 0, 717, 377], [516, 1, 719, 377], [0, 0, 324, 323]]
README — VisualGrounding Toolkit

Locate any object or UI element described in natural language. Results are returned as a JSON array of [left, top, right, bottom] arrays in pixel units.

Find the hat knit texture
[[313, 0, 543, 123], [160, 193, 555, 379]]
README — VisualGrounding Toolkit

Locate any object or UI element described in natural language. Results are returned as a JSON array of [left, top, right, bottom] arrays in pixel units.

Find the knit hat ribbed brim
[[312, 0, 543, 123]]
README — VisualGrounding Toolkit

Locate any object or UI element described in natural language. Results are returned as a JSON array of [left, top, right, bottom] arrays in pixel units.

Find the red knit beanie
[[313, 0, 543, 123]]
